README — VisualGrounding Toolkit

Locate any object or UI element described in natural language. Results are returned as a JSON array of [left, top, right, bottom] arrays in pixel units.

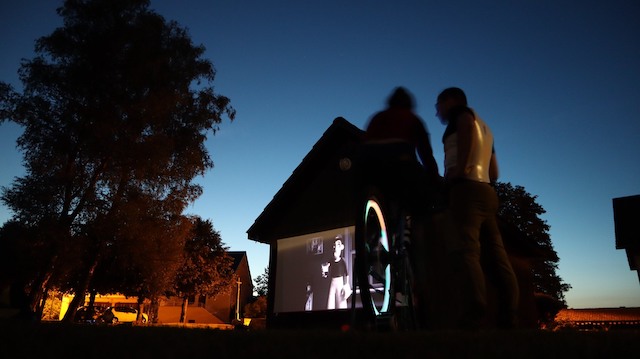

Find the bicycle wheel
[[355, 190, 393, 329], [354, 188, 420, 331]]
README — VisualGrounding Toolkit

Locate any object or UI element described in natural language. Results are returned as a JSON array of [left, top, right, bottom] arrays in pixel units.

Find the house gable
[[204, 251, 253, 323], [247, 117, 364, 244]]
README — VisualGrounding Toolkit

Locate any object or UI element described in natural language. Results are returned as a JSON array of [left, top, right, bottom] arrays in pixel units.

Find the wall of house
[[205, 255, 253, 322], [156, 306, 225, 324]]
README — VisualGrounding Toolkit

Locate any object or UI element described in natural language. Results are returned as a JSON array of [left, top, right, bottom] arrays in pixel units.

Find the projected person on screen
[[326, 236, 351, 309]]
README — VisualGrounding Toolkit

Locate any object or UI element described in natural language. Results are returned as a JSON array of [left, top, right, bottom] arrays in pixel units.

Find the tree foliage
[[0, 0, 234, 319], [494, 182, 571, 305], [172, 217, 235, 323], [243, 296, 267, 318], [253, 267, 269, 297]]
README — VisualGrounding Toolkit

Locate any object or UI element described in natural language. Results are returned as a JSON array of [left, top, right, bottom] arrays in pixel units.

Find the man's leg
[[480, 185, 519, 327], [448, 182, 487, 330], [481, 215, 520, 328]]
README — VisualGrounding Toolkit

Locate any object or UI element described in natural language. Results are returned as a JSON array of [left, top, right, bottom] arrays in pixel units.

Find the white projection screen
[[274, 226, 358, 313]]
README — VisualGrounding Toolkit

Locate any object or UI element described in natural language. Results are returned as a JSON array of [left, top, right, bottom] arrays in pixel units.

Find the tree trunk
[[88, 289, 97, 309], [180, 297, 188, 323], [136, 296, 145, 323], [63, 291, 85, 323], [149, 296, 159, 323], [62, 257, 99, 323], [34, 290, 49, 320], [28, 268, 53, 318]]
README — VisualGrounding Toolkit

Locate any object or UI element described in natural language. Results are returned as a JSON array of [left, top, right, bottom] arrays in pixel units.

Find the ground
[[1, 321, 639, 358]]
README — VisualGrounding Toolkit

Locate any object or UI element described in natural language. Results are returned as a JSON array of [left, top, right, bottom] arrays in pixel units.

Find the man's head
[[333, 236, 344, 257], [436, 87, 467, 123], [387, 87, 415, 109]]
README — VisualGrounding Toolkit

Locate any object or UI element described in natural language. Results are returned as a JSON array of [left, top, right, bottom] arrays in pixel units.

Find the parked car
[[100, 306, 148, 324], [74, 306, 100, 324]]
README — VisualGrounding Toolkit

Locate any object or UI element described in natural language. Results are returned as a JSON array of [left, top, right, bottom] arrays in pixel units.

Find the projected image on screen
[[274, 227, 357, 313]]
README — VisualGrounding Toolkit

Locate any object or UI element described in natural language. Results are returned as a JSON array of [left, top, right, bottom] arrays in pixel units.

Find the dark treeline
[[0, 0, 235, 323]]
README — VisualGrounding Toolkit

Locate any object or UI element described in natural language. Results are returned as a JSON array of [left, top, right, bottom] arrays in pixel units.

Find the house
[[204, 251, 253, 323], [554, 307, 640, 330], [156, 251, 253, 325], [247, 117, 553, 330], [613, 195, 640, 283], [56, 251, 253, 326], [247, 117, 363, 329]]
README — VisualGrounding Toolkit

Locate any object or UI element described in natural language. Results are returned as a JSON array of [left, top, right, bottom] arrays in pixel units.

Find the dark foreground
[[1, 321, 639, 359]]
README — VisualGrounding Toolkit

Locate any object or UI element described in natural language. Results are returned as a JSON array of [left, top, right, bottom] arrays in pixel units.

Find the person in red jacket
[[361, 87, 441, 213]]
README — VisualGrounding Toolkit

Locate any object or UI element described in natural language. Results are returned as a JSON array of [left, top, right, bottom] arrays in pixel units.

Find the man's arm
[[417, 143, 440, 179], [447, 111, 474, 180], [415, 119, 440, 179], [489, 151, 499, 182]]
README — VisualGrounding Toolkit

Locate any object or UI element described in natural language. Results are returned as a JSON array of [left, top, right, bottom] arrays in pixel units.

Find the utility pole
[[236, 277, 242, 321]]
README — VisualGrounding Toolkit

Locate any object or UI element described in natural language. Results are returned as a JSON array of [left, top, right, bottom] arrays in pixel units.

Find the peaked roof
[[246, 117, 364, 244], [227, 251, 247, 271]]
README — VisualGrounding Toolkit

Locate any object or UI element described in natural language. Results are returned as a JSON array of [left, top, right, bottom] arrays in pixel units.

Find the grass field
[[1, 321, 639, 359]]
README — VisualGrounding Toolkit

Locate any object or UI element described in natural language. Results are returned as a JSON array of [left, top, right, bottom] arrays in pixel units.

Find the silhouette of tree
[[86, 211, 192, 323], [253, 266, 269, 297], [172, 217, 234, 323], [0, 82, 16, 122], [0, 0, 234, 319], [243, 295, 267, 318], [495, 182, 571, 305], [0, 220, 46, 319]]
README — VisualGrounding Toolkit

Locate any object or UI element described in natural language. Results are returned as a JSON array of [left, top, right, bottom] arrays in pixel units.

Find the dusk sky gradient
[[1, 0, 639, 309]]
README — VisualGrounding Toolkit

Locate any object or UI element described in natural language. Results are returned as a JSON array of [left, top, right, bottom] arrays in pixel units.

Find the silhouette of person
[[358, 87, 443, 328], [326, 236, 350, 309], [436, 87, 519, 329], [362, 86, 441, 213]]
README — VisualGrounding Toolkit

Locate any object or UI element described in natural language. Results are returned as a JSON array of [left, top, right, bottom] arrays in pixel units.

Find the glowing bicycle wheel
[[361, 197, 392, 317]]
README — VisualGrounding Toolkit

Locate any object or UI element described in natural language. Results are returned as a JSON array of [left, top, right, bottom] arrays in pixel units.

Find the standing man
[[436, 87, 519, 329]]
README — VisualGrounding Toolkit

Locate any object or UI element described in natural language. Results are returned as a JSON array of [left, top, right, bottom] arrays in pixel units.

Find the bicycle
[[350, 143, 424, 331]]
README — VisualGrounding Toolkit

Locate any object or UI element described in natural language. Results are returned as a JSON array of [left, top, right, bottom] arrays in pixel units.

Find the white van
[[102, 306, 148, 323]]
